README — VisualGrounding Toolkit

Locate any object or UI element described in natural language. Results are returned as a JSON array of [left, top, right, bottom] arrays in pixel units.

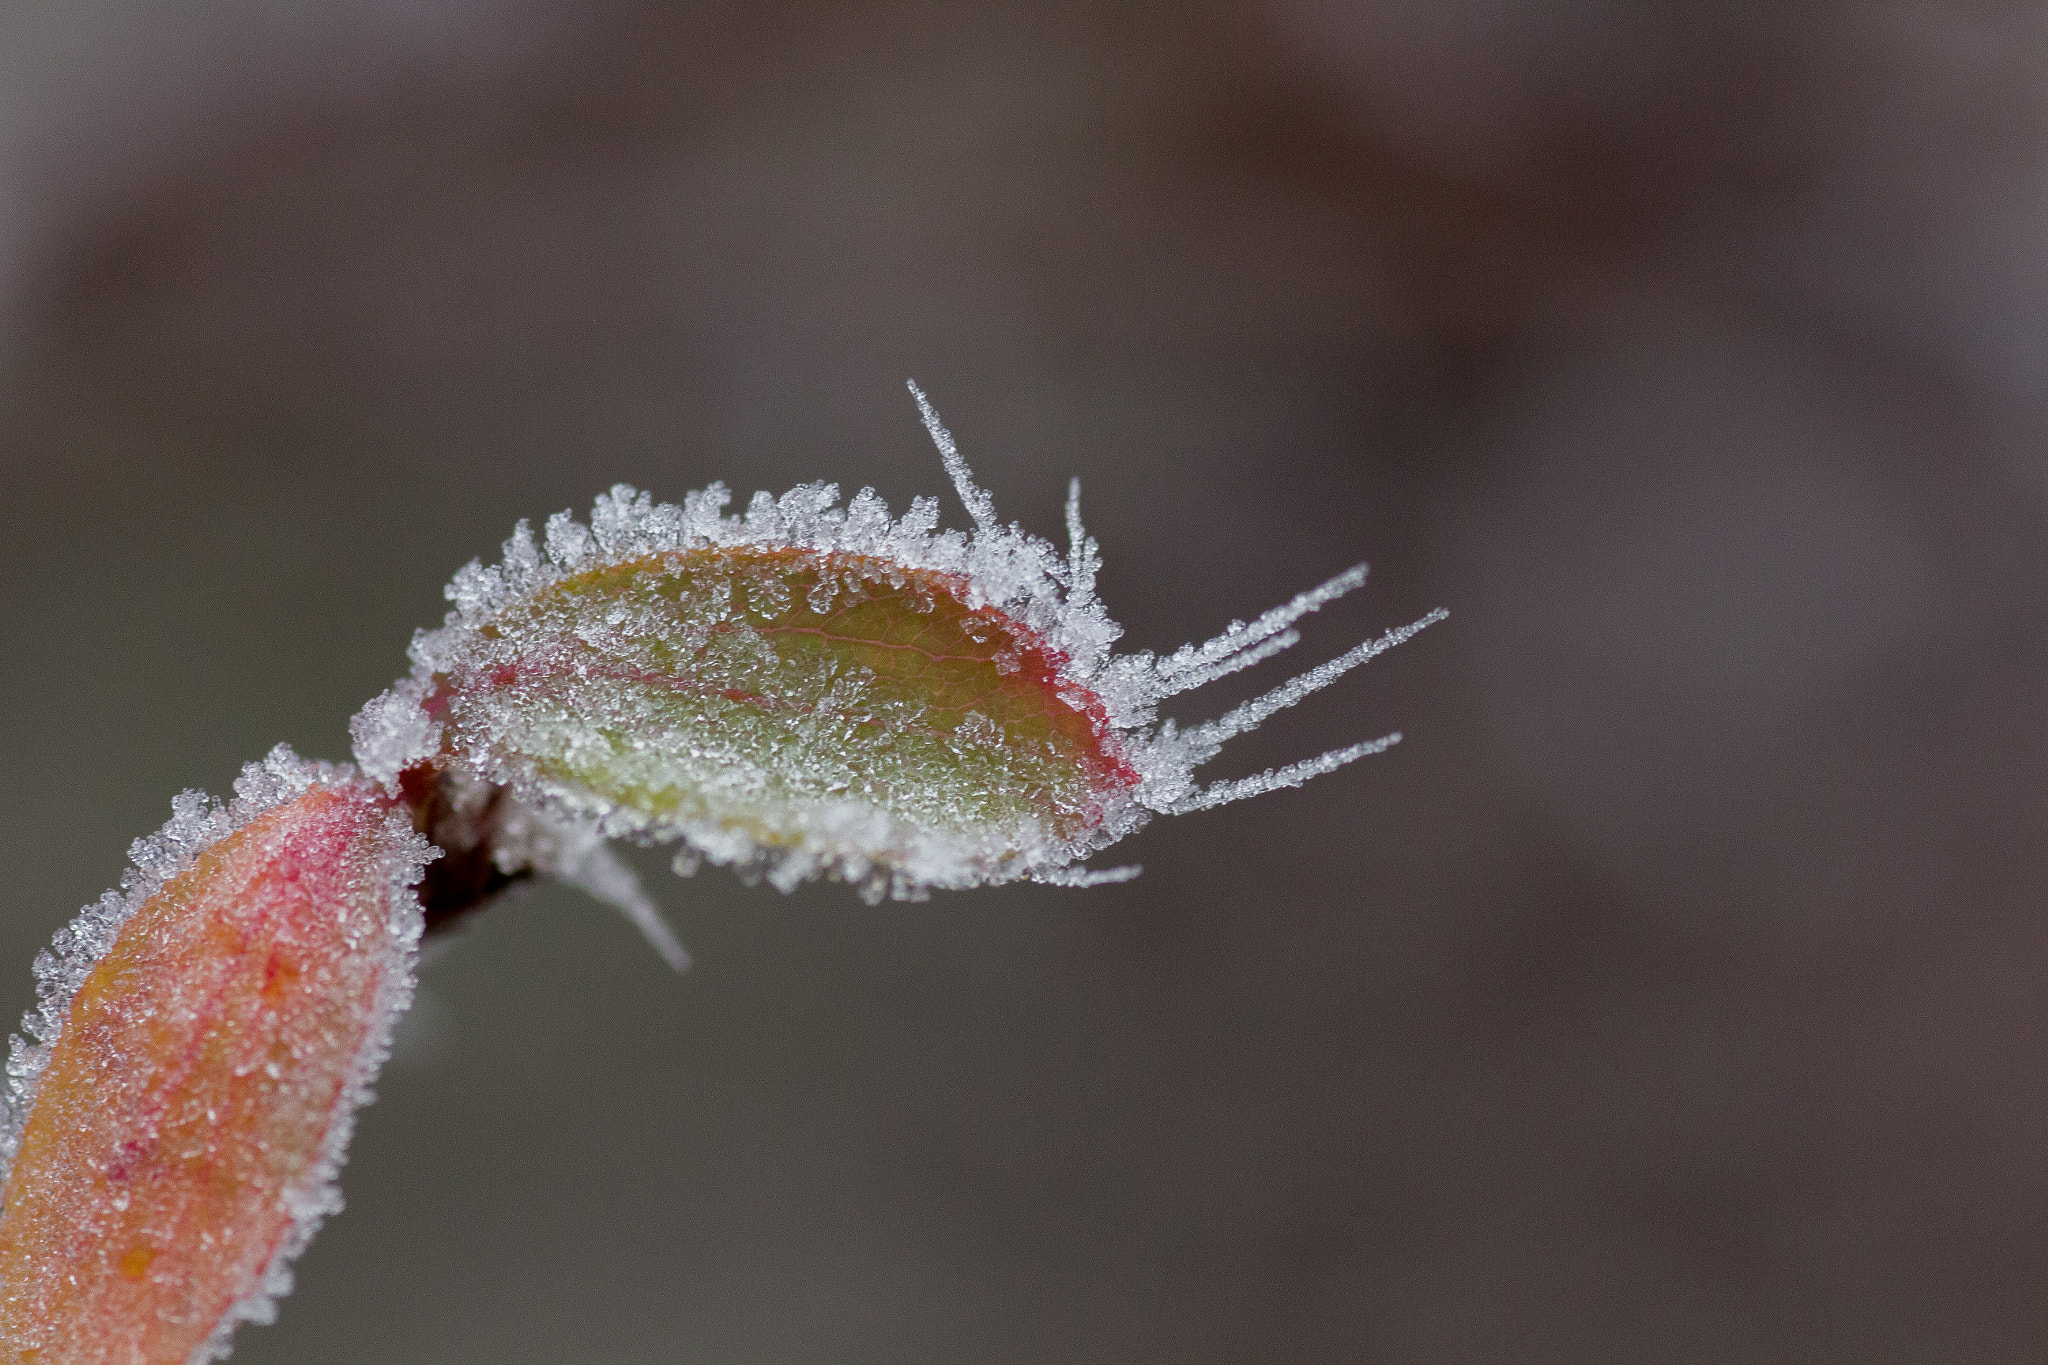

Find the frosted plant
[[354, 382, 1446, 908], [0, 384, 1443, 1361]]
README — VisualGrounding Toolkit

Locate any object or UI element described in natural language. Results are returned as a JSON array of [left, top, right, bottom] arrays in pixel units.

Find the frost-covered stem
[[395, 760, 689, 969]]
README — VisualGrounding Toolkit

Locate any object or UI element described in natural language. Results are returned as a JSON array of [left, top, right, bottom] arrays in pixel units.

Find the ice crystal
[[355, 383, 1446, 904], [0, 746, 434, 1364]]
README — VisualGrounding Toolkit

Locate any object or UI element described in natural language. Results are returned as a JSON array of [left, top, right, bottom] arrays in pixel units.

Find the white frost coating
[[0, 744, 435, 1365], [389, 383, 1444, 898]]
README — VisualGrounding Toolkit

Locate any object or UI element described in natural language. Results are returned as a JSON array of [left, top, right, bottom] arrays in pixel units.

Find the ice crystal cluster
[[353, 383, 1446, 903], [0, 383, 1441, 1360]]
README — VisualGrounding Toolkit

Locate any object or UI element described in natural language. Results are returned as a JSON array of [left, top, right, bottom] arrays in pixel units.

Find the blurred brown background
[[2, 4, 2044, 1361]]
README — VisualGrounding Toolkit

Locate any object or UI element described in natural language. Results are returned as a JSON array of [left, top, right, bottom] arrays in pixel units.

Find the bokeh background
[[1, 4, 2044, 1361]]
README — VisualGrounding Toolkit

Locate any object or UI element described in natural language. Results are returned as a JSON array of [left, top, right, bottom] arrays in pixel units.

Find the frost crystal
[[0, 745, 435, 1363], [360, 383, 1445, 904]]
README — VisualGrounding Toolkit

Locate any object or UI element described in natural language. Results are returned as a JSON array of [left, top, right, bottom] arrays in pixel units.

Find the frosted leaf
[[373, 383, 1445, 901], [0, 747, 435, 1363]]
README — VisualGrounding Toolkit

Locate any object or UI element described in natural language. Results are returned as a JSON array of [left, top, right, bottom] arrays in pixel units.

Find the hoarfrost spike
[[1189, 608, 1449, 749], [1032, 864, 1144, 887], [1171, 732, 1405, 814], [1064, 476, 1099, 607], [1153, 563, 1371, 696], [908, 379, 998, 536]]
